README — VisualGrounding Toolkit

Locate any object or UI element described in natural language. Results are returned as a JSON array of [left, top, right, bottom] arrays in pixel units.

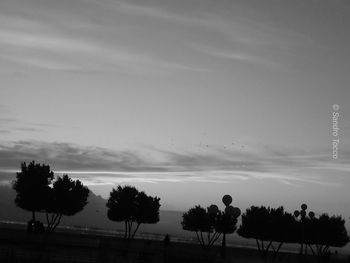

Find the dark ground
[[0, 225, 348, 263]]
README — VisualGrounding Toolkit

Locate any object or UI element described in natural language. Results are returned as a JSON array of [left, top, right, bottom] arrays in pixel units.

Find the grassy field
[[0, 226, 349, 263]]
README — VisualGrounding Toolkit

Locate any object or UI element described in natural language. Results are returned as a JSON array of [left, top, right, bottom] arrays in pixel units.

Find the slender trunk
[[127, 221, 130, 238], [276, 242, 283, 253], [207, 232, 210, 248], [305, 243, 308, 256], [322, 245, 329, 255], [266, 240, 272, 253], [32, 211, 36, 221], [131, 223, 141, 238], [263, 244, 268, 263], [48, 213, 55, 231], [209, 232, 221, 247], [45, 213, 62, 233], [274, 242, 283, 257], [221, 233, 226, 259], [264, 240, 273, 262], [46, 213, 49, 227], [256, 239, 261, 253], [261, 240, 267, 261], [300, 242, 304, 255], [200, 232, 205, 246], [127, 221, 133, 239], [308, 244, 316, 257], [124, 221, 127, 239], [195, 231, 203, 247], [316, 244, 321, 256], [257, 240, 269, 263], [51, 214, 62, 232], [45, 212, 51, 232]]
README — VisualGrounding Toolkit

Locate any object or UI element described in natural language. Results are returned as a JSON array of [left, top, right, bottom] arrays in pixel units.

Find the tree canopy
[[13, 161, 90, 233], [182, 206, 213, 233], [13, 161, 54, 221], [302, 214, 349, 259], [215, 213, 238, 235], [45, 174, 90, 232], [106, 185, 160, 239], [238, 206, 349, 262], [182, 205, 238, 249], [238, 206, 298, 262]]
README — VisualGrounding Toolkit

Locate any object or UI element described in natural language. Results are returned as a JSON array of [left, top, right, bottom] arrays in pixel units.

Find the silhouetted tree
[[269, 207, 298, 260], [238, 206, 298, 262], [215, 213, 238, 235], [182, 205, 238, 249], [45, 175, 89, 232], [182, 205, 220, 248], [303, 214, 348, 262], [106, 185, 160, 239], [13, 161, 54, 222]]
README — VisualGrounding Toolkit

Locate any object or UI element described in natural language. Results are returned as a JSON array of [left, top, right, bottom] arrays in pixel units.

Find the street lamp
[[294, 204, 314, 256], [220, 194, 241, 259]]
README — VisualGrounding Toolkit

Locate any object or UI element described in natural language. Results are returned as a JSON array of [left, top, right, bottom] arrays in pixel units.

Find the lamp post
[[220, 195, 241, 259], [294, 204, 314, 256]]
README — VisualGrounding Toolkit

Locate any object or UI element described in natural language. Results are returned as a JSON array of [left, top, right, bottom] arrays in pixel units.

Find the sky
[[0, 0, 350, 216]]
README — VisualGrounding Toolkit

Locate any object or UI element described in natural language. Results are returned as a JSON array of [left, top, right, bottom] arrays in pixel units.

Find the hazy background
[[0, 0, 349, 220]]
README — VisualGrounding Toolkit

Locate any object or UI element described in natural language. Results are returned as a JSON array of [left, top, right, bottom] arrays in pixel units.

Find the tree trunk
[[128, 221, 132, 239], [221, 233, 226, 259], [272, 242, 283, 261], [308, 244, 316, 257], [208, 232, 221, 247], [51, 214, 62, 232], [45, 213, 62, 233], [131, 223, 141, 239], [124, 221, 128, 239], [256, 239, 261, 253], [32, 211, 36, 221]]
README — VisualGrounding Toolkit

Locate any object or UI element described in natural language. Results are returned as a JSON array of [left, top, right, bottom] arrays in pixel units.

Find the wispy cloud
[[0, 110, 54, 136], [0, 0, 336, 76], [0, 30, 97, 53], [192, 44, 284, 69], [0, 140, 348, 187], [112, 0, 209, 26], [0, 118, 16, 124], [6, 56, 81, 71], [0, 12, 209, 74], [0, 0, 302, 74], [110, 0, 291, 69]]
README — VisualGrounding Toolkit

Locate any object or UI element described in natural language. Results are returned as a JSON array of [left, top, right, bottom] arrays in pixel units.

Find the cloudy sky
[[0, 0, 349, 215]]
